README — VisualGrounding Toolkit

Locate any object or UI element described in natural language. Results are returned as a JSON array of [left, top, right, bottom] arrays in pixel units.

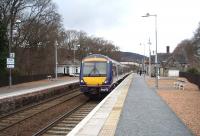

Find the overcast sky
[[53, 0, 200, 56]]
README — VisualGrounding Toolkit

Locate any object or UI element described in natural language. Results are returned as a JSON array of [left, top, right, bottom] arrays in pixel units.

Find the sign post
[[7, 53, 15, 87]]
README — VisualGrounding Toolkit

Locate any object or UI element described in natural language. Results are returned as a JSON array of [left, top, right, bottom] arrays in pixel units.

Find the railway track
[[0, 88, 88, 135], [34, 101, 98, 136], [0, 75, 126, 136]]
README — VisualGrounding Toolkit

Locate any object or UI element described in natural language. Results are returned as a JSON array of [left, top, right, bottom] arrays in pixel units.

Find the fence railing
[[179, 72, 200, 89]]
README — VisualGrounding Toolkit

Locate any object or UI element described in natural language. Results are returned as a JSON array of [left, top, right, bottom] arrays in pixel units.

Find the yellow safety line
[[98, 74, 133, 136]]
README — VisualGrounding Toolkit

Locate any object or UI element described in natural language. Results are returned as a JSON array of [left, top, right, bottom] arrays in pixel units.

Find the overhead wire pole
[[73, 45, 75, 76], [55, 41, 58, 80], [148, 38, 151, 77], [144, 44, 146, 75], [142, 13, 158, 88], [73, 45, 80, 76], [143, 43, 145, 77], [140, 43, 145, 77], [8, 19, 13, 87], [155, 14, 158, 88], [7, 18, 21, 87]]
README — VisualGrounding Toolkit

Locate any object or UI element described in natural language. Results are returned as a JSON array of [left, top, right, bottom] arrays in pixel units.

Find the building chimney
[[166, 46, 170, 53]]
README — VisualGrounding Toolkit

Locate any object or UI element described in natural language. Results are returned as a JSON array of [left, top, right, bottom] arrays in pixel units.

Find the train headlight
[[80, 79, 84, 83], [104, 80, 108, 84]]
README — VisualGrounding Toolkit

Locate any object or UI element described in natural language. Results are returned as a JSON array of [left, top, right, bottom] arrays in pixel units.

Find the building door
[[76, 67, 78, 73], [66, 66, 69, 74]]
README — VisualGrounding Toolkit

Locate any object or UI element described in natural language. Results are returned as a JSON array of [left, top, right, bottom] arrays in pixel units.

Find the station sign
[[7, 58, 15, 65], [7, 64, 14, 69], [10, 53, 15, 58], [7, 58, 15, 69]]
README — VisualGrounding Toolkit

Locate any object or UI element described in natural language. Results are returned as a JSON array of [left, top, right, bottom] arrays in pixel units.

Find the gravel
[[147, 77, 200, 136]]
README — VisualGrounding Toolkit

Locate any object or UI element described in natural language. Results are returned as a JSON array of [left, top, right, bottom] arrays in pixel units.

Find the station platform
[[68, 74, 193, 136], [0, 77, 78, 100]]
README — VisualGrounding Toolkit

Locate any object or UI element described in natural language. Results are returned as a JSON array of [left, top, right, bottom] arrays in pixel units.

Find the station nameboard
[[7, 58, 15, 69]]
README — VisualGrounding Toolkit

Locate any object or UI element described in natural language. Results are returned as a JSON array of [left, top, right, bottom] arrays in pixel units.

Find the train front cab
[[79, 59, 113, 96]]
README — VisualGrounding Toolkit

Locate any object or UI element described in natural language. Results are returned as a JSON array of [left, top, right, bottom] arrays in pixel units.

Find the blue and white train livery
[[79, 54, 130, 97]]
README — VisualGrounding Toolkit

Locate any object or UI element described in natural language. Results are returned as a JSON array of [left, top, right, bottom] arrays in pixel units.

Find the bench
[[47, 75, 53, 80], [174, 79, 186, 90]]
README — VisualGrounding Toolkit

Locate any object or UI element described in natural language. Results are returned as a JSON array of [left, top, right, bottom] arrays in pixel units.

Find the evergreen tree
[[0, 22, 8, 76]]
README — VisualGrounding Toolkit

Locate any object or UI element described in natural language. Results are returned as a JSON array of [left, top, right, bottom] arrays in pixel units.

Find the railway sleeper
[[51, 126, 72, 131], [45, 130, 69, 135], [43, 134, 66, 136], [42, 134, 64, 136], [75, 111, 90, 113], [0, 124, 8, 130], [65, 117, 83, 121], [0, 119, 16, 124], [56, 123, 76, 128], [56, 126, 75, 130], [61, 120, 78, 124], [75, 109, 91, 112], [74, 113, 89, 116], [70, 115, 85, 118]]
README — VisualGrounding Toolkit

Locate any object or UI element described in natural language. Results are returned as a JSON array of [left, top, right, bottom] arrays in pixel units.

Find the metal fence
[[179, 72, 200, 89]]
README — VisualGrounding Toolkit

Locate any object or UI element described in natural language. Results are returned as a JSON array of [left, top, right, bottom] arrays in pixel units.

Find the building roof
[[150, 52, 188, 68], [59, 59, 80, 65], [151, 53, 172, 64]]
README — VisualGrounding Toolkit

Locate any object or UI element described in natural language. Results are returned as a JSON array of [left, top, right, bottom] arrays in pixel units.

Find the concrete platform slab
[[67, 74, 133, 136], [0, 77, 78, 100], [115, 75, 193, 136], [67, 74, 194, 136]]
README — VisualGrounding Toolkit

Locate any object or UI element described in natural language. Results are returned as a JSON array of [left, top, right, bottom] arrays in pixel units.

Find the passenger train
[[79, 54, 131, 98]]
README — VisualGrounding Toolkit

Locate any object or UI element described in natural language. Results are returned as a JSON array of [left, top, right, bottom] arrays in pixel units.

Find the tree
[[16, 0, 61, 75], [171, 21, 200, 71], [0, 0, 62, 76], [0, 0, 121, 78], [0, 0, 26, 75], [0, 22, 8, 75]]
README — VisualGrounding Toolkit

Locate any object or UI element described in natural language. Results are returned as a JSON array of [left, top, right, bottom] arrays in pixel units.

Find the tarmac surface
[[0, 77, 78, 99], [0, 74, 194, 135], [115, 75, 193, 136]]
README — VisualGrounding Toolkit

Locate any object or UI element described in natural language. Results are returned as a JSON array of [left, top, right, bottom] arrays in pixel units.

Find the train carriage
[[79, 54, 130, 98]]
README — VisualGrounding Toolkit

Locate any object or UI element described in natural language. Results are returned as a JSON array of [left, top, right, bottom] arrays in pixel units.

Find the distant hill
[[120, 51, 144, 62]]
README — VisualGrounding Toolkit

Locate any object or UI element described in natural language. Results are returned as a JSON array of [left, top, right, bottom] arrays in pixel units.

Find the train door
[[112, 64, 118, 82], [116, 65, 119, 80]]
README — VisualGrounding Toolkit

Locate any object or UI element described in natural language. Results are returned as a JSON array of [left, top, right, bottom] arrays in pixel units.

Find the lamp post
[[55, 40, 58, 79], [148, 38, 151, 77], [73, 44, 80, 76], [142, 13, 158, 88], [8, 19, 21, 87], [140, 43, 145, 75]]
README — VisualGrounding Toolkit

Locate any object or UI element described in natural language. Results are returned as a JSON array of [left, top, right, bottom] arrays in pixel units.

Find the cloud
[[54, 0, 200, 55], [54, 0, 131, 33]]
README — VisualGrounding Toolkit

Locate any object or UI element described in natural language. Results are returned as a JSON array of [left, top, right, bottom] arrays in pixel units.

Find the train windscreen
[[83, 62, 107, 77]]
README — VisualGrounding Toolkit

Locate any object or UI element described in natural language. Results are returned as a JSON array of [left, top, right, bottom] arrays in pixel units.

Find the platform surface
[[115, 75, 193, 136], [68, 74, 133, 136], [0, 77, 78, 100], [68, 74, 193, 136]]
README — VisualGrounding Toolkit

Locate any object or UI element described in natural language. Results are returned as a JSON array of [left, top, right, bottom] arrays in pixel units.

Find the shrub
[[187, 67, 200, 75]]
